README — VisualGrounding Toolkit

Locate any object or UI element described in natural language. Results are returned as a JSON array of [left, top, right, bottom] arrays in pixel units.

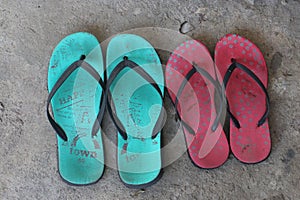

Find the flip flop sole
[[48, 32, 105, 185], [215, 34, 271, 163], [166, 40, 229, 169], [106, 34, 164, 187]]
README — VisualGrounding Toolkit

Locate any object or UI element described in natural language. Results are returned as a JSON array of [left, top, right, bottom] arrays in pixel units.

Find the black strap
[[47, 58, 106, 141], [173, 62, 225, 134], [106, 56, 164, 140], [223, 60, 270, 128]]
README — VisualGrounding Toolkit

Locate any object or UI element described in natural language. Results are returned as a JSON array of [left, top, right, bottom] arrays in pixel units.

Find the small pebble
[[179, 21, 194, 34]]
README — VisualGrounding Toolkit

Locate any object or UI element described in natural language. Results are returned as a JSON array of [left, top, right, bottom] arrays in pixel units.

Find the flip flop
[[106, 34, 164, 188], [47, 32, 105, 185], [214, 34, 271, 163], [165, 40, 229, 169]]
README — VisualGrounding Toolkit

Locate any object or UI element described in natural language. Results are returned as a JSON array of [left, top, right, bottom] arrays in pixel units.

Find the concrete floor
[[0, 0, 300, 199]]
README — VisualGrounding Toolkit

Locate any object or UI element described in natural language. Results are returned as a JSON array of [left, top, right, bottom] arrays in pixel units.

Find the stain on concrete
[[270, 52, 283, 73], [281, 148, 295, 164]]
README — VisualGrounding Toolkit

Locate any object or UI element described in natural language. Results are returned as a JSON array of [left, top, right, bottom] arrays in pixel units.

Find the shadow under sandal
[[215, 34, 271, 163], [47, 32, 105, 185], [166, 40, 229, 169], [106, 34, 164, 188]]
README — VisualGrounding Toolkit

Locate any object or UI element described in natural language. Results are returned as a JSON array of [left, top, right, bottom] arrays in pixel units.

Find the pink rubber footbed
[[215, 34, 271, 163], [166, 40, 229, 169]]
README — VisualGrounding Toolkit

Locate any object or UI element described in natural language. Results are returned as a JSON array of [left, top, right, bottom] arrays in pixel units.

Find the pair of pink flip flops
[[166, 34, 271, 168]]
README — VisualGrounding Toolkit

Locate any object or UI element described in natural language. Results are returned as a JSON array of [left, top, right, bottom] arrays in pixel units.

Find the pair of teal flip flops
[[47, 32, 164, 187]]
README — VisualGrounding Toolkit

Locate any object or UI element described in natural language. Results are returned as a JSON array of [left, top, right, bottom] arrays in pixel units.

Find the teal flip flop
[[47, 32, 105, 185], [106, 34, 164, 188]]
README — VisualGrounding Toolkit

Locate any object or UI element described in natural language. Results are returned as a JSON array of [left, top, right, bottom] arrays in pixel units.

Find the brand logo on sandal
[[69, 148, 97, 158], [59, 92, 79, 105], [68, 134, 99, 158]]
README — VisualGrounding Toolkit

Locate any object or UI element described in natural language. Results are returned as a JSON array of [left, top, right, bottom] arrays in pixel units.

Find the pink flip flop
[[166, 40, 229, 169], [215, 34, 271, 163]]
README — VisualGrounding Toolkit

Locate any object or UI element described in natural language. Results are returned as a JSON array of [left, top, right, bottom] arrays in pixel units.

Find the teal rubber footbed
[[106, 34, 164, 186], [48, 32, 104, 185]]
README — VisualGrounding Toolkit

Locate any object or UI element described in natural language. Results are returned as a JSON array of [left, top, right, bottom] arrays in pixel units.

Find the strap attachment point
[[80, 55, 86, 60], [47, 59, 105, 141], [223, 60, 269, 128], [174, 62, 225, 134], [106, 57, 164, 140]]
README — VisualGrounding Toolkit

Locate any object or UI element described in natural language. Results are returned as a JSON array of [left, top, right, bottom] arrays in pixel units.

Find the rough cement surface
[[0, 0, 299, 199]]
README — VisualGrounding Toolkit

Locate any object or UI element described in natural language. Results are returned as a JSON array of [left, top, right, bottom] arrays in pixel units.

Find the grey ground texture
[[0, 0, 300, 199]]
